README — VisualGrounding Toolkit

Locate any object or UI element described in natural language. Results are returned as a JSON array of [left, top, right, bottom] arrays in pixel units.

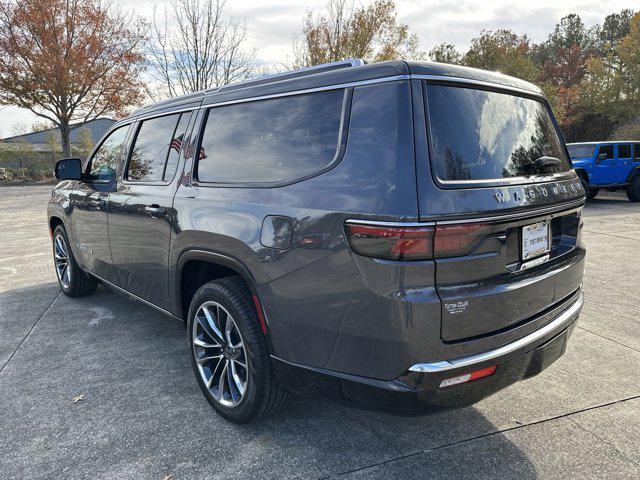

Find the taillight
[[345, 221, 491, 261], [433, 223, 490, 258], [345, 223, 434, 261]]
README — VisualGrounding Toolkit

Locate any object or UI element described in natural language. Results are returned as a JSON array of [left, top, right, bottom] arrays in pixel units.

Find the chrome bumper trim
[[408, 292, 584, 373]]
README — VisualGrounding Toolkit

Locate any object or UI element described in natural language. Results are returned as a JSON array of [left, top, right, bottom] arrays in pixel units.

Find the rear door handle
[[144, 205, 166, 216]]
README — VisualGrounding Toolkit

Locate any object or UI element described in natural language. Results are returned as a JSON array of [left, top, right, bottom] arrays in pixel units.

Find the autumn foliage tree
[[293, 0, 423, 67], [0, 0, 147, 157]]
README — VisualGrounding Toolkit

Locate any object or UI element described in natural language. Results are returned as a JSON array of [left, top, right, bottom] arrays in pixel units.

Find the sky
[[0, 0, 637, 136]]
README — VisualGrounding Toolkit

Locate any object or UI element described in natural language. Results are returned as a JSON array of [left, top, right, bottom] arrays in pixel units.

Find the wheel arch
[[49, 215, 65, 236], [174, 250, 272, 347], [625, 165, 640, 183]]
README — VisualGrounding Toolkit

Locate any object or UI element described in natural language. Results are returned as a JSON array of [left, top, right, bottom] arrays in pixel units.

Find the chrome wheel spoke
[[230, 360, 246, 396], [224, 312, 234, 345], [201, 306, 225, 344], [193, 337, 221, 349], [218, 361, 228, 400], [206, 357, 224, 389], [233, 358, 247, 369], [196, 353, 223, 365]]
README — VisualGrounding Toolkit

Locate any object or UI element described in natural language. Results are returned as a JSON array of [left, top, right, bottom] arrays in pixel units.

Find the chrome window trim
[[408, 291, 583, 373]]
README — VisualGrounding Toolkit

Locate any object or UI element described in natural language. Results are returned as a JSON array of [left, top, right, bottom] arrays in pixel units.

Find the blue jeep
[[567, 141, 640, 201]]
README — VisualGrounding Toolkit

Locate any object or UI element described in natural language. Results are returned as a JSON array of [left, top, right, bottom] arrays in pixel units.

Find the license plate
[[522, 221, 550, 260]]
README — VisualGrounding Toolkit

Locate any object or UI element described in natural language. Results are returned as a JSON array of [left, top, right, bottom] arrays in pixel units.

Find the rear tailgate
[[412, 78, 586, 342], [435, 200, 584, 341]]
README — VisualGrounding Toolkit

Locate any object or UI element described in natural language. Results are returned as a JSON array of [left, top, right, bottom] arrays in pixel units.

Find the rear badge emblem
[[445, 301, 469, 315]]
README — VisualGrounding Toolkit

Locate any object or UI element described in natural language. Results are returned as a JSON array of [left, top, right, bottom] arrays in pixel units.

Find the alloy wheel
[[192, 301, 249, 408], [54, 234, 71, 289]]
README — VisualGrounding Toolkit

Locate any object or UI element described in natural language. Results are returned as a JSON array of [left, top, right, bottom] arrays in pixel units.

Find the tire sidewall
[[187, 281, 267, 423]]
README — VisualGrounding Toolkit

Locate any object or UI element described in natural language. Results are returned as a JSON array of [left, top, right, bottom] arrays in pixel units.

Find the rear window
[[425, 84, 571, 183], [196, 89, 345, 184], [567, 145, 595, 158]]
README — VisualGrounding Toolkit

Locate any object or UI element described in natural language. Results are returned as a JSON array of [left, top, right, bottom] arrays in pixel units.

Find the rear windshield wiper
[[534, 156, 562, 169]]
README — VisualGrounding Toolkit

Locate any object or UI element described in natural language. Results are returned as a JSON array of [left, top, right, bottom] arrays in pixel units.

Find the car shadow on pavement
[[0, 283, 538, 479]]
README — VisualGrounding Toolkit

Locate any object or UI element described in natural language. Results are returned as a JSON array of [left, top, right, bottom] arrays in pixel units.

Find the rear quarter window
[[425, 84, 571, 184], [196, 89, 345, 184], [618, 144, 632, 158]]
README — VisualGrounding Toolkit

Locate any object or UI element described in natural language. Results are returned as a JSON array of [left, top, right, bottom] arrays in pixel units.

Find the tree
[[462, 30, 538, 83], [293, 0, 423, 67], [0, 0, 147, 157], [0, 138, 35, 170], [74, 127, 94, 160], [576, 11, 640, 139], [610, 122, 640, 140], [596, 9, 634, 71], [149, 0, 255, 98], [429, 43, 461, 64]]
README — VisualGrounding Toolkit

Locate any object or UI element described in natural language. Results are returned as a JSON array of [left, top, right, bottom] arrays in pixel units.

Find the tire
[[579, 175, 598, 201], [52, 225, 98, 297], [187, 277, 287, 423], [626, 176, 640, 202]]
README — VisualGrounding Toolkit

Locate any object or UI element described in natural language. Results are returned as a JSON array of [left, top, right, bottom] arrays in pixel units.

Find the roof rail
[[211, 58, 365, 94]]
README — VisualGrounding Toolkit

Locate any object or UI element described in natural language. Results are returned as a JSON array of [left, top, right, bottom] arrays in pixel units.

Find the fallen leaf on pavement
[[72, 394, 84, 403]]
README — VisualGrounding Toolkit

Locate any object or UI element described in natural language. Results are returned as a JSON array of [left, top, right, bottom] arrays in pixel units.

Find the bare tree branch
[[148, 0, 255, 98]]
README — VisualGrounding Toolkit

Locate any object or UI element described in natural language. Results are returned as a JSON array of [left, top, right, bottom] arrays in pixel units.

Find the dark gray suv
[[48, 59, 586, 423]]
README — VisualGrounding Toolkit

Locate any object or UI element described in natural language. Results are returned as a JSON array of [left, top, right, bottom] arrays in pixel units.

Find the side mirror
[[596, 153, 607, 163], [54, 158, 83, 180]]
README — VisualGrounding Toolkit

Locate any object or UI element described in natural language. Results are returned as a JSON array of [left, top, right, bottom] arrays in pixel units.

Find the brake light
[[433, 223, 490, 258], [345, 223, 434, 261], [345, 221, 491, 261], [439, 365, 498, 388]]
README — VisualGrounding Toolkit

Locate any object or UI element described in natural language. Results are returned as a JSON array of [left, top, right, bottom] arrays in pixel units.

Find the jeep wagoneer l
[[48, 59, 586, 423]]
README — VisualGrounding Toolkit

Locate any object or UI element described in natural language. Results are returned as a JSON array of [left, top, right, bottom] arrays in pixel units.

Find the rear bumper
[[271, 291, 583, 415]]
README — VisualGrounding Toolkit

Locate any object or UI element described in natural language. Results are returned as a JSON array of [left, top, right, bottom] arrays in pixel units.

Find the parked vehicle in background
[[568, 141, 640, 201], [48, 59, 586, 423]]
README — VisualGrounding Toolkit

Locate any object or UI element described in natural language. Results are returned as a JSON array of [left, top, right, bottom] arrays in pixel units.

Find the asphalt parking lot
[[1, 184, 639, 479]]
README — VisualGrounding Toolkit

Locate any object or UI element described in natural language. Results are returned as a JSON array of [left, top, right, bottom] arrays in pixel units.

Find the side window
[[126, 113, 182, 182], [88, 125, 129, 182], [163, 113, 191, 181], [635, 144, 640, 162], [196, 89, 345, 184], [618, 144, 632, 159], [598, 145, 614, 159]]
